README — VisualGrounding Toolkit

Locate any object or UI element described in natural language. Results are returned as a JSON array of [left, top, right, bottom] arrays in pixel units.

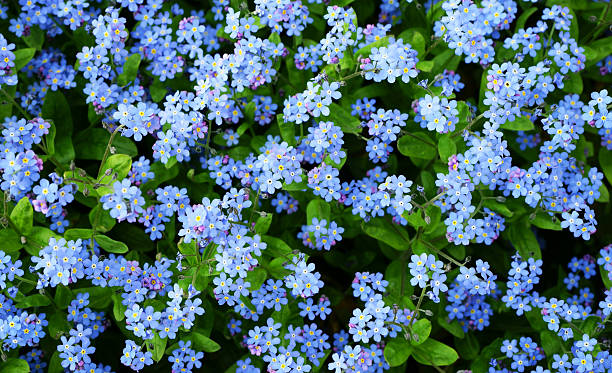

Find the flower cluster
[[415, 94, 460, 133], [364, 106, 408, 162], [298, 218, 344, 250], [0, 34, 17, 87], [435, 0, 516, 64], [446, 259, 497, 331]]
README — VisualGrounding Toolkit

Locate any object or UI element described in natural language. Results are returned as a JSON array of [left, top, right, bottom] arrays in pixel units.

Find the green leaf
[[525, 309, 547, 332], [277, 114, 296, 146], [13, 48, 36, 70], [431, 49, 461, 76], [384, 338, 413, 367], [73, 128, 138, 160], [243, 101, 257, 125], [48, 311, 71, 338], [598, 182, 609, 203], [64, 228, 94, 241], [62, 168, 98, 198], [324, 151, 347, 169], [352, 84, 389, 99], [339, 48, 355, 71], [416, 60, 434, 72], [23, 26, 45, 50], [412, 338, 459, 366], [47, 351, 64, 373], [515, 7, 538, 32], [112, 292, 127, 322], [246, 267, 267, 290], [410, 319, 432, 345], [150, 81, 167, 102], [54, 285, 72, 309], [437, 316, 464, 338], [482, 199, 514, 217], [580, 315, 602, 335], [10, 196, 33, 235], [325, 103, 362, 134], [73, 26, 95, 47], [183, 331, 221, 353], [262, 235, 293, 257], [228, 146, 252, 161], [178, 238, 198, 265], [148, 333, 168, 362], [398, 29, 426, 57], [562, 72, 582, 94], [0, 228, 22, 253], [0, 85, 16, 119], [397, 132, 437, 160], [584, 36, 612, 67], [89, 204, 116, 233], [117, 54, 142, 86], [437, 134, 456, 161], [269, 32, 281, 44], [74, 287, 112, 309], [306, 199, 331, 225], [286, 54, 307, 90], [24, 227, 60, 256], [282, 177, 307, 191], [96, 154, 132, 195], [142, 161, 179, 191], [268, 257, 291, 279], [529, 211, 561, 231], [94, 234, 129, 254], [41, 90, 74, 163], [455, 333, 480, 360], [599, 148, 612, 185], [1, 358, 30, 373], [362, 218, 411, 251], [46, 119, 56, 156], [250, 135, 267, 152], [499, 116, 535, 131], [471, 338, 503, 372], [540, 330, 562, 356], [15, 294, 52, 308], [601, 263, 612, 289], [254, 213, 273, 235], [505, 217, 541, 259]]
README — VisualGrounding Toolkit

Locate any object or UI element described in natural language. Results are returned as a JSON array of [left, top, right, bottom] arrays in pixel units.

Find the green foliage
[[41, 90, 75, 163], [412, 338, 459, 366], [117, 54, 142, 86], [0, 358, 30, 373], [94, 234, 129, 254], [10, 196, 33, 234], [13, 48, 36, 70], [384, 338, 412, 367], [361, 217, 411, 251]]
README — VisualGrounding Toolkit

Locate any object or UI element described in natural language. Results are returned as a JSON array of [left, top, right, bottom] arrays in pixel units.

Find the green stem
[[247, 190, 261, 228], [1, 88, 31, 120], [401, 130, 436, 148], [339, 68, 378, 82], [453, 113, 485, 138], [97, 123, 126, 178], [582, 1, 612, 43], [424, 37, 443, 57], [14, 275, 37, 285], [411, 286, 428, 325], [419, 239, 464, 267], [543, 26, 556, 57]]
